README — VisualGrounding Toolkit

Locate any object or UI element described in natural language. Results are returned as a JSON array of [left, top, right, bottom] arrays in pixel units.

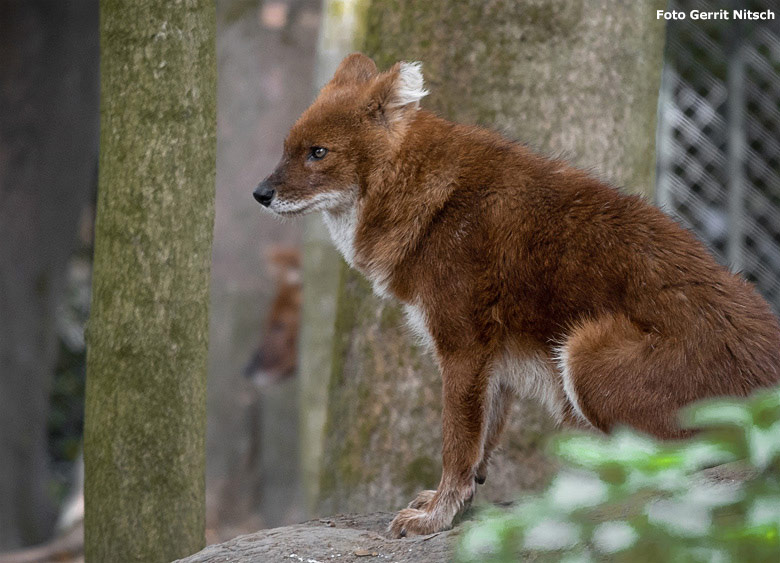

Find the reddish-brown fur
[[254, 54, 780, 537], [244, 247, 301, 387]]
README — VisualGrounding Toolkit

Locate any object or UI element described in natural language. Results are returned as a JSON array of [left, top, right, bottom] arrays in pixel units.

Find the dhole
[[253, 53, 780, 537], [244, 246, 302, 387]]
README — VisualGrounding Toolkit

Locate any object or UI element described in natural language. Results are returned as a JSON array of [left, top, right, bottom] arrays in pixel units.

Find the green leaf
[[591, 521, 639, 553], [684, 400, 753, 428]]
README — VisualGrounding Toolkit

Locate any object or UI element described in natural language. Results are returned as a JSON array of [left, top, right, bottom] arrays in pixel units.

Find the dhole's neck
[[345, 111, 459, 301]]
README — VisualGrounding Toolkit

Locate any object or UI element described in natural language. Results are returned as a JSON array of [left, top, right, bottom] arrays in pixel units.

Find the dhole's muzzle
[[253, 179, 275, 207]]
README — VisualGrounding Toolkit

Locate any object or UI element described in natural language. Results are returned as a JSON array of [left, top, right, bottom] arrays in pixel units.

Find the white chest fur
[[323, 204, 390, 298], [323, 205, 357, 267]]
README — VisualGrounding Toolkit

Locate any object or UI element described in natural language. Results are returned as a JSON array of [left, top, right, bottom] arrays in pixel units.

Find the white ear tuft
[[394, 62, 428, 109]]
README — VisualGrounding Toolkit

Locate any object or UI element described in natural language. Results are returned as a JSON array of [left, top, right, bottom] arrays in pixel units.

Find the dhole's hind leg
[[558, 314, 694, 439]]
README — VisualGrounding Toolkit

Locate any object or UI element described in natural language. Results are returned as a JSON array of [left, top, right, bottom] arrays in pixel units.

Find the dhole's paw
[[407, 489, 436, 510], [388, 508, 448, 538]]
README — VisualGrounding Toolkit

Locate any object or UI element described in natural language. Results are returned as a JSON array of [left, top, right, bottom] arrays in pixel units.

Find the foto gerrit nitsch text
[[657, 9, 775, 21]]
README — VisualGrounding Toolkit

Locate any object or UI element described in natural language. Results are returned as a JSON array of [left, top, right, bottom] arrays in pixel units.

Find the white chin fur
[[268, 191, 352, 215]]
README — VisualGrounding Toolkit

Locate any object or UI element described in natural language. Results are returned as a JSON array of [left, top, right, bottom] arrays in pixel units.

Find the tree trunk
[[0, 0, 98, 549], [83, 1, 216, 561], [304, 0, 666, 515]]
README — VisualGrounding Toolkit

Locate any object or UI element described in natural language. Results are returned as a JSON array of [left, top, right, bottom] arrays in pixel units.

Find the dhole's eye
[[309, 146, 328, 160]]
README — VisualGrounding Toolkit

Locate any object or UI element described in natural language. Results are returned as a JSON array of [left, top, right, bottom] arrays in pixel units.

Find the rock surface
[[176, 513, 458, 563]]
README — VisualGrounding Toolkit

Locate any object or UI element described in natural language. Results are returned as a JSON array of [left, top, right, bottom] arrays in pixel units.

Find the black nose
[[253, 182, 275, 207]]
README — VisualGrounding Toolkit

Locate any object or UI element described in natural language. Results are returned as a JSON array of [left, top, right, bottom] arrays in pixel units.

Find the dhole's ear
[[329, 53, 378, 86], [368, 61, 428, 123]]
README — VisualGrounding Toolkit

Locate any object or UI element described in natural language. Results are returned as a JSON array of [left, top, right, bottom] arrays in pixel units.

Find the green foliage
[[458, 388, 780, 562]]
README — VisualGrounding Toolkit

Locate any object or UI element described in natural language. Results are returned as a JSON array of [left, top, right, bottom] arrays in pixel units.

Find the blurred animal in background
[[212, 246, 301, 536], [258, 0, 311, 44], [244, 246, 302, 387]]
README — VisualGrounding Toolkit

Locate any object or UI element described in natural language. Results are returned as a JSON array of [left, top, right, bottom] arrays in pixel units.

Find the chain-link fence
[[656, 0, 780, 311]]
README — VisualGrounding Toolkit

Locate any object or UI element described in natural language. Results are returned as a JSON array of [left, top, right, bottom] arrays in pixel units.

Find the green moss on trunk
[[83, 1, 216, 561]]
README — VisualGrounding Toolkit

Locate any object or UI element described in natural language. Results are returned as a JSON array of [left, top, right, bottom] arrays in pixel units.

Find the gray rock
[[176, 512, 458, 563]]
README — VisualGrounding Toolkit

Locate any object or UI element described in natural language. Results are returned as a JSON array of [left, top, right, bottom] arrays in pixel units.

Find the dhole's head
[[253, 53, 427, 215]]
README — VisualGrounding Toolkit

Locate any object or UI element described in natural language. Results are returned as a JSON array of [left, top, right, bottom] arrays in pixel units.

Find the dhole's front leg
[[388, 353, 488, 537]]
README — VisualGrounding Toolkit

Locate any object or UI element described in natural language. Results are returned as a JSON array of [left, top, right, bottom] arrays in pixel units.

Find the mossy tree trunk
[[83, 1, 216, 561], [304, 0, 666, 515]]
